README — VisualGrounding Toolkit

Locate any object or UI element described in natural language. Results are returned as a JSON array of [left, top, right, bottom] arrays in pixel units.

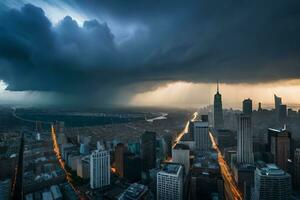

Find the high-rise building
[[243, 98, 252, 115], [214, 82, 224, 130], [141, 131, 156, 172], [294, 148, 300, 190], [254, 164, 291, 200], [274, 94, 282, 111], [279, 104, 287, 123], [237, 114, 254, 164], [115, 143, 127, 177], [193, 119, 210, 151], [157, 163, 183, 200], [268, 128, 291, 171], [124, 153, 142, 182], [172, 144, 190, 175], [90, 149, 110, 189]]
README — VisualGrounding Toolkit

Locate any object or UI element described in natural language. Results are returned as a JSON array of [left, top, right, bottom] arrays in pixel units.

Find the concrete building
[[193, 119, 210, 151], [214, 82, 224, 130], [157, 163, 183, 200], [172, 144, 190, 175], [254, 164, 291, 200], [90, 149, 110, 189], [77, 155, 90, 179], [268, 128, 291, 171], [50, 185, 63, 200], [237, 114, 254, 164]]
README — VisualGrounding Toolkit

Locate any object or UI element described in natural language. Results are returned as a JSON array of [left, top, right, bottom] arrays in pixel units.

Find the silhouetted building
[[124, 153, 142, 182], [172, 144, 190, 175], [253, 164, 291, 200], [157, 163, 183, 200], [274, 94, 282, 111], [214, 82, 224, 130], [293, 148, 300, 190], [233, 164, 255, 200], [237, 114, 254, 164], [141, 131, 156, 172], [194, 119, 210, 151], [243, 98, 252, 115], [258, 102, 262, 111], [115, 143, 127, 177], [268, 128, 291, 171]]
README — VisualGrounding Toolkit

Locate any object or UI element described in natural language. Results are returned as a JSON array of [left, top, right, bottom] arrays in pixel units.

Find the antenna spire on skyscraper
[[217, 80, 219, 93]]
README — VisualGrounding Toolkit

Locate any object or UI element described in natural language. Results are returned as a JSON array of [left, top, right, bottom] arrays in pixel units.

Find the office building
[[274, 94, 282, 111], [90, 149, 110, 189], [172, 144, 190, 175], [214, 82, 224, 130], [254, 164, 291, 200], [268, 128, 291, 171], [193, 118, 210, 151], [216, 129, 236, 152], [141, 131, 156, 172], [243, 98, 252, 115], [77, 155, 90, 179], [157, 163, 183, 200], [237, 114, 254, 164], [115, 143, 127, 177], [258, 102, 262, 111], [294, 148, 300, 190], [124, 153, 142, 182]]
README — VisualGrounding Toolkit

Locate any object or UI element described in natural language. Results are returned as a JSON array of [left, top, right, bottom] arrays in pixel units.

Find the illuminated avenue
[[209, 131, 243, 200]]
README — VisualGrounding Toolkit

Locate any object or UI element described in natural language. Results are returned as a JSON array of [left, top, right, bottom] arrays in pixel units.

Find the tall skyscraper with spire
[[214, 82, 224, 130]]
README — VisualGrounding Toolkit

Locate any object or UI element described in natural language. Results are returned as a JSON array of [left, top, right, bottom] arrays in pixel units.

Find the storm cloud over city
[[0, 0, 300, 106]]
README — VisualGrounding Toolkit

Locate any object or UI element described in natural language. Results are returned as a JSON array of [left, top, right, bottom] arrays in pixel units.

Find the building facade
[[237, 114, 254, 164], [157, 163, 183, 200], [193, 120, 210, 151], [214, 83, 224, 130], [90, 149, 110, 189]]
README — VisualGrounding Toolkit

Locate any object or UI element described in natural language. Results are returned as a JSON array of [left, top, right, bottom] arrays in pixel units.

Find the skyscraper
[[237, 114, 254, 164], [243, 98, 252, 115], [279, 104, 287, 123], [157, 163, 183, 200], [90, 149, 110, 189], [172, 144, 190, 175], [141, 131, 156, 172], [114, 143, 127, 177], [274, 94, 282, 111], [193, 118, 210, 151], [268, 128, 291, 171], [254, 164, 291, 200], [214, 82, 224, 130]]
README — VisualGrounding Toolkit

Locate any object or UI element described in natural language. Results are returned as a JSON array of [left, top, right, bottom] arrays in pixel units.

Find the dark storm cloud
[[0, 1, 300, 104]]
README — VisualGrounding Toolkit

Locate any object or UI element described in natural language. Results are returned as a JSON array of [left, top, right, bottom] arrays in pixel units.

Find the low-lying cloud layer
[[0, 1, 300, 106]]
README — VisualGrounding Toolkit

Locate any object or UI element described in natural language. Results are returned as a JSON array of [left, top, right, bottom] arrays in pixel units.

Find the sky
[[0, 0, 300, 108]]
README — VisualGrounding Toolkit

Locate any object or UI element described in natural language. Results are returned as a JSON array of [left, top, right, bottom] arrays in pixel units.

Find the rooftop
[[161, 163, 182, 174], [123, 183, 148, 199], [174, 143, 189, 150], [258, 164, 287, 176]]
